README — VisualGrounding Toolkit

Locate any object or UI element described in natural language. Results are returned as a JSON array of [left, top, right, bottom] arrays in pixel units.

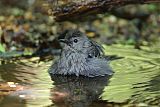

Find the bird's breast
[[59, 50, 87, 76]]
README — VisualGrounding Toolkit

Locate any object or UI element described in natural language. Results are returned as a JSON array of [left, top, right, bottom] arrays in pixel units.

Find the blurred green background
[[0, 0, 160, 58]]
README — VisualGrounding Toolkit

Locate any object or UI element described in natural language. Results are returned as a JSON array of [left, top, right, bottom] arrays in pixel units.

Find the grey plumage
[[49, 29, 113, 77]]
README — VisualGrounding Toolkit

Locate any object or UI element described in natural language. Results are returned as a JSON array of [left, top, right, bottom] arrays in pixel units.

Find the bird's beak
[[59, 39, 69, 44]]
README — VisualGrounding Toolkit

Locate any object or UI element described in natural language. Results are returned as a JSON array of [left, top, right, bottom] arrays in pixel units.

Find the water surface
[[0, 44, 160, 107]]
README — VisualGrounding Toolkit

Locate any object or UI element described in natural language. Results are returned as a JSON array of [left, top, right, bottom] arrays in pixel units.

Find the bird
[[48, 29, 113, 77]]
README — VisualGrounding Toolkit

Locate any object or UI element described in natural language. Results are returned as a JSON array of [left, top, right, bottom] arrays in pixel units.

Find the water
[[0, 44, 160, 107]]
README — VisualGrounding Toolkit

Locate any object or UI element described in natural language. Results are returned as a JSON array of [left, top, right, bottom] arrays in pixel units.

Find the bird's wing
[[80, 58, 113, 77], [83, 40, 104, 58], [90, 41, 104, 57]]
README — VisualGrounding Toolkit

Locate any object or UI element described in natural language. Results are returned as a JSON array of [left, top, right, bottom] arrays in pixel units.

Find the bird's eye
[[73, 39, 78, 43]]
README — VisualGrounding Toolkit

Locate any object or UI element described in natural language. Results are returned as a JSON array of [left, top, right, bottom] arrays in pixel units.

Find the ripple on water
[[0, 45, 160, 106]]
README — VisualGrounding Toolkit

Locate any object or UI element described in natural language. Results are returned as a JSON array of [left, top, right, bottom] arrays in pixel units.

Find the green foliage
[[11, 8, 24, 16], [0, 44, 5, 53], [148, 4, 157, 11]]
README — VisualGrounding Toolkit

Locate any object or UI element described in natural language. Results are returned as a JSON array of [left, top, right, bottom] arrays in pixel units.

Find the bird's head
[[59, 29, 89, 51]]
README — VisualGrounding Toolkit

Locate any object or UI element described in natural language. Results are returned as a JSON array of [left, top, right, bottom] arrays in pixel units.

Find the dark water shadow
[[0, 63, 38, 84], [0, 62, 52, 107], [0, 95, 27, 107], [49, 74, 112, 107]]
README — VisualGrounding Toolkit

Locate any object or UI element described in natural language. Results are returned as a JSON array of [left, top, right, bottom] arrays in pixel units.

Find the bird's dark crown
[[64, 29, 84, 40]]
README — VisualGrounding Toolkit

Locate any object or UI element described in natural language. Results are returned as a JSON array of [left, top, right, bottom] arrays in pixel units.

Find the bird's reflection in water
[[49, 74, 111, 107]]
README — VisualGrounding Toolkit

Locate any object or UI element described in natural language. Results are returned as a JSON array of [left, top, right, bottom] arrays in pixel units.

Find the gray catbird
[[49, 29, 113, 77]]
